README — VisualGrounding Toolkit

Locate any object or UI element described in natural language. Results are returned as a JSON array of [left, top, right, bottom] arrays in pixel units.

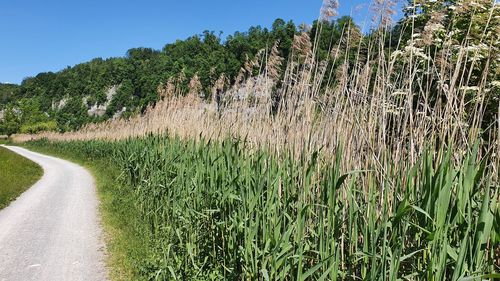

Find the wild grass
[[0, 146, 43, 209], [26, 135, 500, 280]]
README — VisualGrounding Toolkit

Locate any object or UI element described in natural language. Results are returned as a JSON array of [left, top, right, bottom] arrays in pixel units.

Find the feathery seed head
[[320, 0, 340, 22]]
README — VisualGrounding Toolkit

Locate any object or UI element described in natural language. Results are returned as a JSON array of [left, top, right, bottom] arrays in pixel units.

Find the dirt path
[[0, 146, 107, 281]]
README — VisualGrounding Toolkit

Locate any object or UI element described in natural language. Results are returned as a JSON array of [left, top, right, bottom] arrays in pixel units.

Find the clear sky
[[0, 0, 379, 84]]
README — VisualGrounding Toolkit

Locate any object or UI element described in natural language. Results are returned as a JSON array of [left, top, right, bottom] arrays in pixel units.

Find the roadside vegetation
[[11, 0, 500, 280], [25, 135, 500, 280], [0, 146, 43, 209]]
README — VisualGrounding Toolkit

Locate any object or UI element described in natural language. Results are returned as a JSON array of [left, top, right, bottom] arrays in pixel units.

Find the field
[[0, 146, 43, 209], [13, 1, 500, 280]]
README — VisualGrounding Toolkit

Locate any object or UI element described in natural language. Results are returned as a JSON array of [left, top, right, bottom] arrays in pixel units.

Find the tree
[[0, 107, 21, 136]]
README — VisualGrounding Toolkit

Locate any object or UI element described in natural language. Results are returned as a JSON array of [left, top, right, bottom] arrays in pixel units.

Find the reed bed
[[15, 2, 499, 176], [27, 135, 499, 280]]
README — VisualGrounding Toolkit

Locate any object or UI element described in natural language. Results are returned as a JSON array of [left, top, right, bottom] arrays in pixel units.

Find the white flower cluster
[[391, 42, 430, 62]]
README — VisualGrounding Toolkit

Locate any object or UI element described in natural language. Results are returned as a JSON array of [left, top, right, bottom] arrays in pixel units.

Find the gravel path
[[0, 146, 107, 281]]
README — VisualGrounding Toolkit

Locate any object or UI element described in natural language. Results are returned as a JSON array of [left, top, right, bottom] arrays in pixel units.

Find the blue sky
[[0, 0, 380, 84]]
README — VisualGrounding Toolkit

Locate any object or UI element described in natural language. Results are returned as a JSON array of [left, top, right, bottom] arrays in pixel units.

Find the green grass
[[24, 137, 500, 280], [0, 146, 43, 209]]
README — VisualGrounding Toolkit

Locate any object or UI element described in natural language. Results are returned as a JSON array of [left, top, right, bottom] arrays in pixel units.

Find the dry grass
[[14, 1, 500, 180]]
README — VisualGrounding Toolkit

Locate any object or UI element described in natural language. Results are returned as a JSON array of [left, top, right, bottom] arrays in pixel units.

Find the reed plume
[[320, 0, 339, 22]]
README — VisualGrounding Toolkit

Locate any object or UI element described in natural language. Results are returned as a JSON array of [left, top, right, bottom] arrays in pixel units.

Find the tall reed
[[17, 1, 499, 176], [27, 134, 499, 280]]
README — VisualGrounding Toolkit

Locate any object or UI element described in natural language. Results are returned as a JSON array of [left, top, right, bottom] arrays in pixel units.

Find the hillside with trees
[[0, 18, 357, 135], [0, 19, 295, 133], [0, 83, 20, 109]]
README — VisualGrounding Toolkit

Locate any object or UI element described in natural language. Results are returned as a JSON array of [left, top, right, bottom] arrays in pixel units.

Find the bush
[[20, 121, 58, 134]]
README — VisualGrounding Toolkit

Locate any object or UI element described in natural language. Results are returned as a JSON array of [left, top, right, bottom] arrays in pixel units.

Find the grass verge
[[21, 141, 147, 281], [0, 146, 43, 209]]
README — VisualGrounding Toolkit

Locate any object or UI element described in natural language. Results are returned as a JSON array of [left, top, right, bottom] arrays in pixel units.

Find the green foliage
[[311, 16, 360, 61], [26, 136, 499, 280], [106, 79, 134, 117], [0, 98, 61, 135], [17, 98, 50, 125], [0, 107, 20, 136], [19, 121, 58, 134], [54, 97, 89, 131], [0, 83, 20, 108]]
